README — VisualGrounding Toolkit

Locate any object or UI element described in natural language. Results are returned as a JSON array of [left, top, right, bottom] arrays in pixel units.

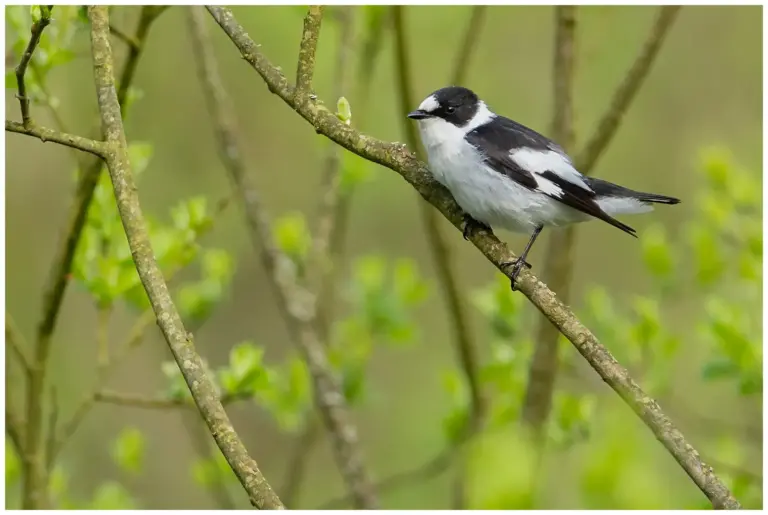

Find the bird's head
[[408, 86, 493, 131]]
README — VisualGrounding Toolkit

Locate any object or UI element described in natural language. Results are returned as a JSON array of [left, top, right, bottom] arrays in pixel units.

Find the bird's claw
[[462, 214, 491, 240], [501, 258, 532, 291]]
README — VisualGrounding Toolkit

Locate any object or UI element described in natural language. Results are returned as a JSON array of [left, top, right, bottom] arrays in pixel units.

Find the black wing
[[466, 117, 637, 237]]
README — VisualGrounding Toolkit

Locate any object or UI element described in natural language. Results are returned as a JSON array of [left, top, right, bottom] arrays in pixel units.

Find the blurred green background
[[5, 5, 762, 509]]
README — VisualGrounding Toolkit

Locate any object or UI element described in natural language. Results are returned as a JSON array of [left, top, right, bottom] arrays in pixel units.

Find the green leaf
[[128, 142, 154, 177], [339, 151, 373, 193], [111, 427, 145, 474], [161, 361, 192, 401], [336, 96, 352, 124], [641, 224, 675, 279], [273, 212, 311, 263], [220, 341, 268, 395]]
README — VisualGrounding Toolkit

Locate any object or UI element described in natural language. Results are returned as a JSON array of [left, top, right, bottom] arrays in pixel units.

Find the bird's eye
[[445, 106, 456, 114]]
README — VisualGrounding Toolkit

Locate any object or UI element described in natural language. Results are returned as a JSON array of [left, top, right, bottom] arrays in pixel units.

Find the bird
[[407, 86, 680, 289]]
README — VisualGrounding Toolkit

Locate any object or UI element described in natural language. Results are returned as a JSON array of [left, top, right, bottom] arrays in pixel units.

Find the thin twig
[[392, 5, 487, 508], [6, 404, 26, 458], [15, 5, 53, 127], [89, 7, 283, 508], [318, 445, 457, 509], [449, 6, 487, 85], [192, 6, 377, 508], [5, 120, 106, 157], [295, 6, 323, 96], [522, 5, 578, 435], [6, 313, 33, 378], [575, 6, 682, 173], [19, 9, 165, 508], [205, 7, 741, 509], [94, 390, 250, 409], [280, 419, 321, 508], [109, 23, 140, 51], [523, 5, 682, 438], [286, 8, 357, 505]]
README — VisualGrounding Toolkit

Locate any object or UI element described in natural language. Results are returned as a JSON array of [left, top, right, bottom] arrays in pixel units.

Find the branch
[[449, 6, 487, 85], [318, 444, 456, 509], [5, 120, 107, 157], [280, 419, 321, 507], [192, 7, 377, 508], [524, 5, 682, 438], [15, 5, 53, 127], [19, 8, 164, 508], [87, 6, 282, 509], [109, 23, 140, 51], [6, 312, 32, 378], [6, 404, 26, 459], [575, 6, 681, 173], [392, 6, 485, 508], [205, 6, 741, 509], [94, 390, 249, 409], [295, 6, 323, 95], [522, 5, 577, 435]]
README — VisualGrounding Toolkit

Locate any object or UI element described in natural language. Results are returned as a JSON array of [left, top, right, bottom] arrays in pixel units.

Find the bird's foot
[[501, 257, 532, 291], [462, 214, 491, 240]]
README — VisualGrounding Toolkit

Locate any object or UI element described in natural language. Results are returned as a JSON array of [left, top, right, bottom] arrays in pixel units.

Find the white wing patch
[[533, 175, 563, 198], [510, 148, 592, 193], [418, 95, 440, 113]]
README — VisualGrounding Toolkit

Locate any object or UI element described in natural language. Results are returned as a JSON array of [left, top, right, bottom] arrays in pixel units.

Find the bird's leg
[[501, 225, 543, 291], [462, 214, 491, 240]]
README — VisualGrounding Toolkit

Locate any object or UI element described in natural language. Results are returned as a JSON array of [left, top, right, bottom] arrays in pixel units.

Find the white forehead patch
[[418, 95, 440, 113]]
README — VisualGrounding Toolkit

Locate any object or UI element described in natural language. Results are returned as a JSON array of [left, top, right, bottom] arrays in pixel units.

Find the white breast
[[417, 117, 565, 233]]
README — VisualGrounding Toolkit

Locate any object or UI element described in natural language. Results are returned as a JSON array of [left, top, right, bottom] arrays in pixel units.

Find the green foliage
[[112, 427, 145, 475], [327, 256, 429, 404], [273, 212, 312, 267], [6, 6, 81, 105], [177, 248, 235, 322], [339, 150, 374, 194], [465, 430, 537, 509], [336, 96, 352, 124], [192, 447, 236, 488]]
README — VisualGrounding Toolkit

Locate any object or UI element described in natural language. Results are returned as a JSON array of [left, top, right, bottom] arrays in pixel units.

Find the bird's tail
[[631, 191, 681, 204], [586, 176, 680, 218]]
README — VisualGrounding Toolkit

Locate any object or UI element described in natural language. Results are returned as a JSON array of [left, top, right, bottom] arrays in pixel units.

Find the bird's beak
[[407, 110, 430, 120]]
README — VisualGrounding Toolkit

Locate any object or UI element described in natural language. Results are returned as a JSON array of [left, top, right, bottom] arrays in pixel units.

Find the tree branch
[[109, 22, 140, 51], [6, 404, 26, 459], [279, 419, 321, 507], [15, 5, 53, 127], [205, 6, 740, 509], [449, 6, 487, 85], [522, 5, 577, 435], [392, 5, 486, 508], [6, 312, 33, 379], [87, 6, 283, 509], [576, 6, 682, 173], [191, 7, 377, 508], [19, 8, 165, 508], [295, 6, 323, 95], [5, 120, 107, 157], [524, 5, 682, 439]]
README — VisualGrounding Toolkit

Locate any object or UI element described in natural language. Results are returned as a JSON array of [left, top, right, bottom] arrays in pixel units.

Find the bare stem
[[280, 419, 322, 507], [524, 5, 682, 438], [15, 5, 53, 127], [88, 6, 283, 508], [6, 313, 32, 378], [5, 120, 107, 157], [18, 8, 164, 508], [204, 6, 740, 508], [522, 5, 577, 435], [295, 6, 324, 95], [192, 5, 377, 508], [94, 390, 249, 409]]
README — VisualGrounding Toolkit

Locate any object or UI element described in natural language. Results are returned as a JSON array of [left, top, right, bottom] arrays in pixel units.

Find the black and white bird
[[407, 86, 680, 289]]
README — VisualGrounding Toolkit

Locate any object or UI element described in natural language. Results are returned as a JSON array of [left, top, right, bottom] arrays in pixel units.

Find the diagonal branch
[[19, 8, 165, 509], [524, 5, 682, 438], [6, 312, 33, 379], [576, 6, 682, 173], [191, 6, 377, 509], [6, 404, 26, 458], [87, 6, 282, 509], [522, 5, 577, 435], [205, 6, 740, 509], [15, 5, 53, 127]]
